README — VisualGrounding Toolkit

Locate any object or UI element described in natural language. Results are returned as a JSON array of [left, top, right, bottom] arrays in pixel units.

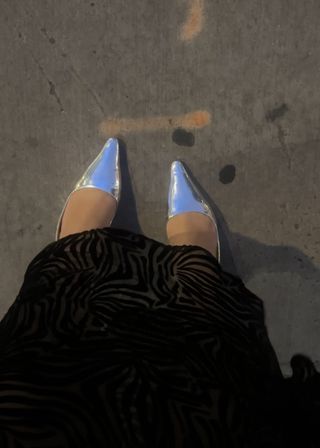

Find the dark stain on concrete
[[219, 165, 236, 184], [172, 128, 195, 147], [266, 103, 289, 122], [40, 27, 55, 45], [17, 227, 27, 237], [25, 137, 39, 148]]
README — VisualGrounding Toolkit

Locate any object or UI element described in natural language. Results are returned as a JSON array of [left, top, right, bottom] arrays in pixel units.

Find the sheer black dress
[[0, 227, 319, 447]]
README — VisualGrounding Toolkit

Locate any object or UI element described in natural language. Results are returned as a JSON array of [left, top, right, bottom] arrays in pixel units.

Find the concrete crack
[[30, 53, 64, 113], [276, 123, 292, 170], [39, 26, 105, 116], [3, 0, 104, 117], [68, 66, 105, 115], [2, 2, 64, 113]]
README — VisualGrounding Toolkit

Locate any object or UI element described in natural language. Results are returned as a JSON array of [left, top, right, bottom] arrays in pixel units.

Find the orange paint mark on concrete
[[180, 0, 205, 42], [99, 110, 211, 136]]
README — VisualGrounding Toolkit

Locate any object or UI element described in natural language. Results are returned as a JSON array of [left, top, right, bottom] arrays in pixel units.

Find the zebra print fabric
[[0, 227, 319, 447]]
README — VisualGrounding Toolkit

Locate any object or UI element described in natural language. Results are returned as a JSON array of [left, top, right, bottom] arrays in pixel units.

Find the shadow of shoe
[[110, 139, 143, 235]]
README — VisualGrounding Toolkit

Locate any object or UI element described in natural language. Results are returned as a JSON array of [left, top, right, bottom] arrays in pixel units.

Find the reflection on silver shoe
[[74, 137, 120, 201], [168, 160, 221, 262], [55, 138, 121, 241]]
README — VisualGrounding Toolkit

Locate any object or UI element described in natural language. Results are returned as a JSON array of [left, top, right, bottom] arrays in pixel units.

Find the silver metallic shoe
[[55, 138, 121, 241], [168, 160, 221, 262]]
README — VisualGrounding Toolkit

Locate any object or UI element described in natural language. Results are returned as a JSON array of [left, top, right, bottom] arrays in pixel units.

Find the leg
[[166, 212, 218, 259], [58, 188, 117, 239]]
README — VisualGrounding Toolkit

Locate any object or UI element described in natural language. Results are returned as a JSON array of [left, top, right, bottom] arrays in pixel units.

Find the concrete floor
[[1, 0, 320, 377]]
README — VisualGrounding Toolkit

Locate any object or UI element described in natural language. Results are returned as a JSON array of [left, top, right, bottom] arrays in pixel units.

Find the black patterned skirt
[[0, 227, 319, 447]]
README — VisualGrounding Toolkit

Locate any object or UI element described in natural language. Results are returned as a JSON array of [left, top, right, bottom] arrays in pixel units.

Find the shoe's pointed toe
[[55, 138, 121, 241], [168, 160, 212, 220], [168, 160, 221, 262], [75, 137, 121, 202]]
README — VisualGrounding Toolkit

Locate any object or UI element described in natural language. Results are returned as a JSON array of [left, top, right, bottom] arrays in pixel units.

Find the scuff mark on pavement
[[180, 0, 205, 42], [99, 110, 211, 135]]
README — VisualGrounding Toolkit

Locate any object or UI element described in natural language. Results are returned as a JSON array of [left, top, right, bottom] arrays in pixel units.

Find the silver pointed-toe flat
[[55, 137, 121, 241], [167, 160, 221, 262]]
